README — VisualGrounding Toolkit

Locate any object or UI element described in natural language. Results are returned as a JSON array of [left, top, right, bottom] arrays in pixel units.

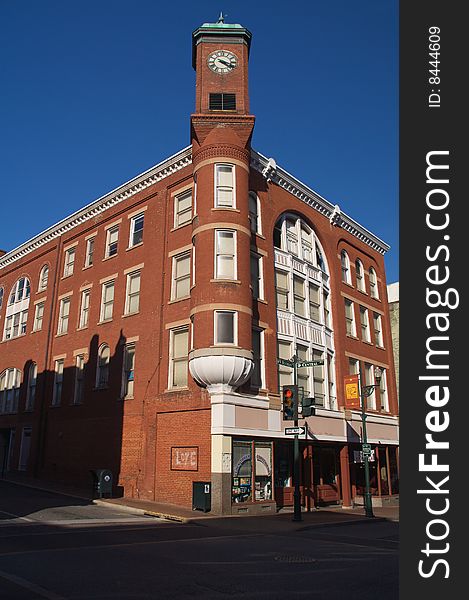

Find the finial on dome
[[217, 12, 225, 24]]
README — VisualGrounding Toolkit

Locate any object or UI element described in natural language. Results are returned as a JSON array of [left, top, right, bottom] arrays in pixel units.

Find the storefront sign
[[344, 374, 361, 409], [171, 446, 198, 471]]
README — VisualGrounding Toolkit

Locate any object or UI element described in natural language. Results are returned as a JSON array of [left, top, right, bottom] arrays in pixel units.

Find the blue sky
[[1, 0, 398, 283]]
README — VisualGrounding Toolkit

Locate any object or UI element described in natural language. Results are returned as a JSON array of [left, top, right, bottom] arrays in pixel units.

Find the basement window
[[209, 93, 236, 111]]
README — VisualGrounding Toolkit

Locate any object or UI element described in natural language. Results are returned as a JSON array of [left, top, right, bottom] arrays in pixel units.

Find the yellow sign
[[344, 375, 360, 409]]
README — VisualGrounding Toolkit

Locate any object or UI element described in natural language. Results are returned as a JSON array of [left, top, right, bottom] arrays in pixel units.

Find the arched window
[[248, 192, 262, 235], [369, 267, 379, 299], [273, 214, 335, 411], [96, 344, 110, 388], [0, 368, 21, 414], [25, 363, 37, 411], [3, 277, 31, 340], [341, 251, 351, 284], [38, 266, 49, 291], [355, 259, 365, 292]]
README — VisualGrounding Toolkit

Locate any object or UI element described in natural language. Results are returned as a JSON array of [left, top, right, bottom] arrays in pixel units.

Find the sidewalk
[[3, 473, 398, 531]]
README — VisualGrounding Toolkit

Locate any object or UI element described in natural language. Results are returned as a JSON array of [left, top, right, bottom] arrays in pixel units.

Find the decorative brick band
[[192, 144, 250, 168]]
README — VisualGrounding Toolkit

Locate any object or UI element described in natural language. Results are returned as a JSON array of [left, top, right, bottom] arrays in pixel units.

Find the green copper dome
[[192, 14, 252, 69]]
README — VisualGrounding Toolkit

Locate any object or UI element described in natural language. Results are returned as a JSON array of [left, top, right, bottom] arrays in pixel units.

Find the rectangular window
[[170, 328, 189, 388], [33, 302, 45, 332], [209, 93, 236, 111], [129, 214, 144, 247], [345, 299, 356, 336], [296, 344, 309, 395], [215, 165, 235, 208], [277, 340, 293, 390], [215, 230, 236, 279], [122, 344, 136, 398], [174, 190, 192, 228], [231, 440, 273, 504], [85, 237, 95, 267], [349, 358, 359, 375], [293, 276, 306, 317], [52, 359, 64, 407], [250, 253, 263, 300], [301, 228, 313, 263], [25, 364, 37, 411], [172, 253, 191, 300], [379, 369, 388, 411], [250, 328, 264, 389], [365, 363, 376, 410], [63, 248, 75, 277], [309, 284, 321, 322], [323, 290, 331, 328], [73, 354, 85, 405], [214, 310, 236, 345], [373, 313, 384, 347], [79, 289, 90, 329], [275, 270, 289, 311], [125, 271, 141, 314], [105, 226, 119, 258], [359, 306, 371, 342], [312, 350, 325, 407], [249, 193, 260, 234], [100, 281, 115, 321], [57, 298, 70, 335]]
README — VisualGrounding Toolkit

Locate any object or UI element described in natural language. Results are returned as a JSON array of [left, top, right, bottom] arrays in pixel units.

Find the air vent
[[209, 93, 236, 111]]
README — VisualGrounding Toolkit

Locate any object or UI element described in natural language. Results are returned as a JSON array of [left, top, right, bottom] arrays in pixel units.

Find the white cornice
[[0, 146, 192, 270], [0, 144, 389, 271], [250, 150, 390, 255]]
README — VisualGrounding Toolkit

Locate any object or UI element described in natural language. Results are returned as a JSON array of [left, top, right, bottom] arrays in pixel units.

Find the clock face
[[207, 50, 238, 74]]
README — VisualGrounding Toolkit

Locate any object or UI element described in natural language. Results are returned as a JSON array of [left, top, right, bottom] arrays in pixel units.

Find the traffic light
[[302, 396, 316, 417], [282, 385, 298, 421]]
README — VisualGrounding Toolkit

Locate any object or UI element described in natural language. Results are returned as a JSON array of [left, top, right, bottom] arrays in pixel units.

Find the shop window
[[232, 440, 273, 504]]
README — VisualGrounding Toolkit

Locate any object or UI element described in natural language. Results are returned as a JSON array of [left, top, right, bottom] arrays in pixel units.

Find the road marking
[[0, 509, 34, 522], [0, 569, 65, 600]]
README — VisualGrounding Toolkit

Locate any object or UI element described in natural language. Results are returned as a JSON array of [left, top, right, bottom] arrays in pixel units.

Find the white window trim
[[171, 252, 191, 301], [129, 213, 145, 248], [96, 344, 110, 389], [57, 297, 70, 335], [356, 259, 366, 292], [63, 248, 75, 277], [360, 306, 371, 343], [52, 359, 64, 407], [105, 226, 119, 259], [345, 299, 357, 337], [341, 250, 351, 284], [124, 271, 141, 315], [214, 163, 236, 209], [174, 189, 193, 228], [214, 229, 237, 280], [249, 191, 262, 235], [168, 327, 189, 389], [100, 281, 115, 322], [214, 310, 238, 346], [79, 289, 91, 329], [121, 343, 136, 399], [73, 354, 85, 405], [251, 252, 264, 301], [251, 328, 265, 389]]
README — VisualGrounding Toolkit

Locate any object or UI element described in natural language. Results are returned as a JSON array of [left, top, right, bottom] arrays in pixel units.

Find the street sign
[[285, 426, 306, 436], [296, 360, 324, 368], [362, 443, 372, 456], [278, 358, 294, 367]]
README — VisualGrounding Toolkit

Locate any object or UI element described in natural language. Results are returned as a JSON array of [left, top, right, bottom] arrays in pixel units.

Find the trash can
[[91, 469, 113, 498], [192, 481, 211, 512]]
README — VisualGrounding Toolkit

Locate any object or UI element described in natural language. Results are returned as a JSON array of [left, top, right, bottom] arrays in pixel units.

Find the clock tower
[[188, 16, 256, 513]]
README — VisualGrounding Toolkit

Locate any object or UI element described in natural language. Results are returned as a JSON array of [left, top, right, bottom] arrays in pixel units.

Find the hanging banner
[[344, 374, 360, 409]]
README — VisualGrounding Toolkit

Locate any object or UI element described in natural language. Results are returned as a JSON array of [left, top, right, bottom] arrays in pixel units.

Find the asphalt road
[[0, 481, 398, 600]]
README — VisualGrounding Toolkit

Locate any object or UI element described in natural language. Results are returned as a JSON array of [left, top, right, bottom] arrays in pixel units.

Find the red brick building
[[0, 17, 398, 514]]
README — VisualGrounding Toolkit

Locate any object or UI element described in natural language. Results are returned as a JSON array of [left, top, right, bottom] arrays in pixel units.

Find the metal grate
[[209, 93, 236, 111]]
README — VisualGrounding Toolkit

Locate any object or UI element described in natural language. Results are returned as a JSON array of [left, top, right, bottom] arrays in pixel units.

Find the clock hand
[[218, 59, 233, 68]]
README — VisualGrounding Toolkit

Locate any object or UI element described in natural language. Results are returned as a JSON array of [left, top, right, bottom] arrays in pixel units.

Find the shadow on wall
[[0, 330, 131, 500]]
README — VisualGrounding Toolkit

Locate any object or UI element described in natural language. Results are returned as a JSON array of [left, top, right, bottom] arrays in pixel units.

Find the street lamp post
[[358, 366, 383, 519]]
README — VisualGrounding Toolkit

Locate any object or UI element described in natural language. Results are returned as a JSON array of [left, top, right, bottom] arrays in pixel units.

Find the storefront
[[273, 440, 399, 510], [231, 440, 274, 507]]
